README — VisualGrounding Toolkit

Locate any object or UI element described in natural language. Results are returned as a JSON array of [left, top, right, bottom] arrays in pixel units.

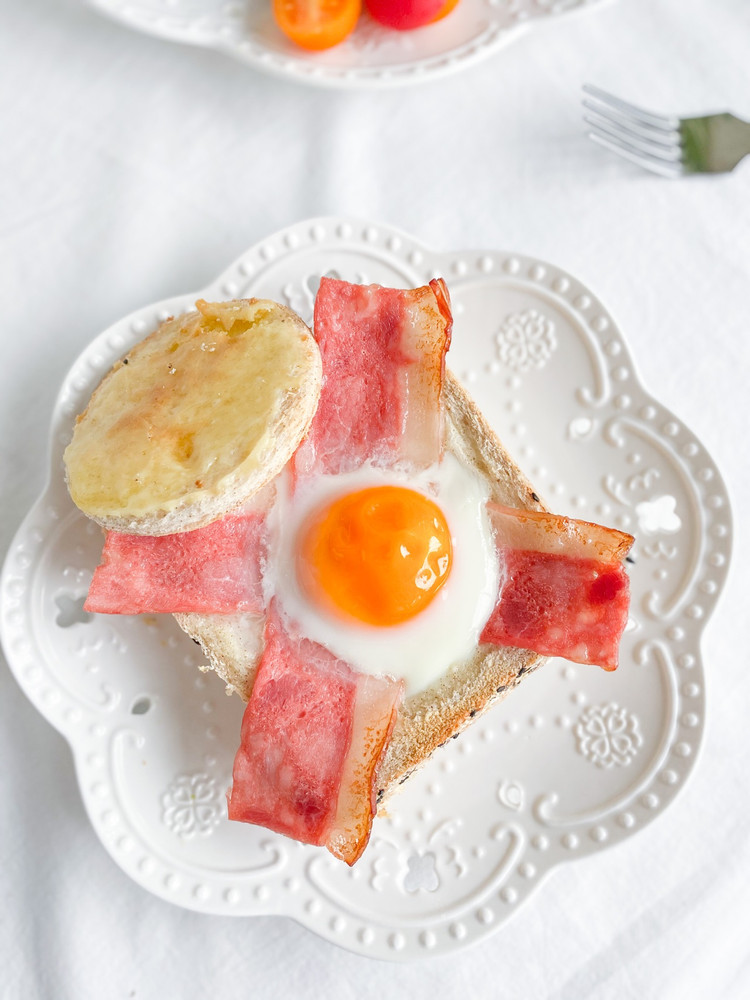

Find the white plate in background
[[86, 0, 610, 87]]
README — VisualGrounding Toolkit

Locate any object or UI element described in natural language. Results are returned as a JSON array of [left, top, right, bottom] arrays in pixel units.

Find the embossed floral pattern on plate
[[574, 704, 643, 768], [162, 773, 224, 839], [495, 307, 557, 372]]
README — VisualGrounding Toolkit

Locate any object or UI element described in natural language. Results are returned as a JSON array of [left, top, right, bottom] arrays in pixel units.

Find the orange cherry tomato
[[273, 0, 362, 50], [431, 0, 460, 21]]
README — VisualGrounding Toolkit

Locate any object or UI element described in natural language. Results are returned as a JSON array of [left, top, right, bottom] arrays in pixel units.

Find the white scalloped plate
[[85, 0, 609, 88], [1, 218, 731, 961]]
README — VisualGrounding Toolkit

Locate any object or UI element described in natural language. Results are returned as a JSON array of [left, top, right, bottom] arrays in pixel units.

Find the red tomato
[[364, 0, 445, 30], [273, 0, 362, 50]]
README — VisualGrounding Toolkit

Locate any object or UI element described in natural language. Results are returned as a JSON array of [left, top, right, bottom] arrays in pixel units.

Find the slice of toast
[[176, 371, 547, 794]]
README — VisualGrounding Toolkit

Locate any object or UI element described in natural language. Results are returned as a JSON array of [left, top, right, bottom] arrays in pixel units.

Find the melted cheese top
[[65, 299, 318, 521]]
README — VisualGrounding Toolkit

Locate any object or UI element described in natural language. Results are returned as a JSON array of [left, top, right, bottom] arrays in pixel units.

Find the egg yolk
[[297, 486, 453, 627]]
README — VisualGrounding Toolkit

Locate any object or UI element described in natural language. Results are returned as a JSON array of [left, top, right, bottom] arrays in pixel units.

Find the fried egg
[[268, 454, 500, 694]]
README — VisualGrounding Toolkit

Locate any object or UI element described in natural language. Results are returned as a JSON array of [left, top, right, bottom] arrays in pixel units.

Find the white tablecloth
[[2, 0, 749, 996]]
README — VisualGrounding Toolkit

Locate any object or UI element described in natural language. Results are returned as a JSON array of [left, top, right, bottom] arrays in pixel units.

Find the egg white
[[266, 454, 500, 695]]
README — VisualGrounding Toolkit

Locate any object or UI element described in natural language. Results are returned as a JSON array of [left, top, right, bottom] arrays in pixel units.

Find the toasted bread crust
[[176, 370, 548, 795]]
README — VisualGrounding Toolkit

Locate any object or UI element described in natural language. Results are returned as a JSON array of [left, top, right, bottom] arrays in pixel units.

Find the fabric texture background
[[1, 0, 749, 997]]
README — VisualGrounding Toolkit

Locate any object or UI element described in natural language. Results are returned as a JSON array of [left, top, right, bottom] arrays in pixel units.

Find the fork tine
[[582, 99, 680, 145], [583, 114, 683, 161], [587, 130, 683, 178], [582, 84, 679, 130]]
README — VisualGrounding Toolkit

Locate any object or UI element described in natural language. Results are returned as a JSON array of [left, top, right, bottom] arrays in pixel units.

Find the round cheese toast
[[64, 298, 322, 536]]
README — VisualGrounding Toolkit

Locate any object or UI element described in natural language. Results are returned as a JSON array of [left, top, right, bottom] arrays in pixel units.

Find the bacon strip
[[483, 504, 634, 562], [480, 504, 633, 671], [85, 512, 267, 615], [228, 279, 445, 860], [327, 671, 403, 864], [227, 605, 403, 864], [292, 278, 452, 479]]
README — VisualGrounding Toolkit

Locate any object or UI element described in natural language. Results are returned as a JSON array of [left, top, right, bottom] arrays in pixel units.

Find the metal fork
[[583, 84, 750, 177]]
